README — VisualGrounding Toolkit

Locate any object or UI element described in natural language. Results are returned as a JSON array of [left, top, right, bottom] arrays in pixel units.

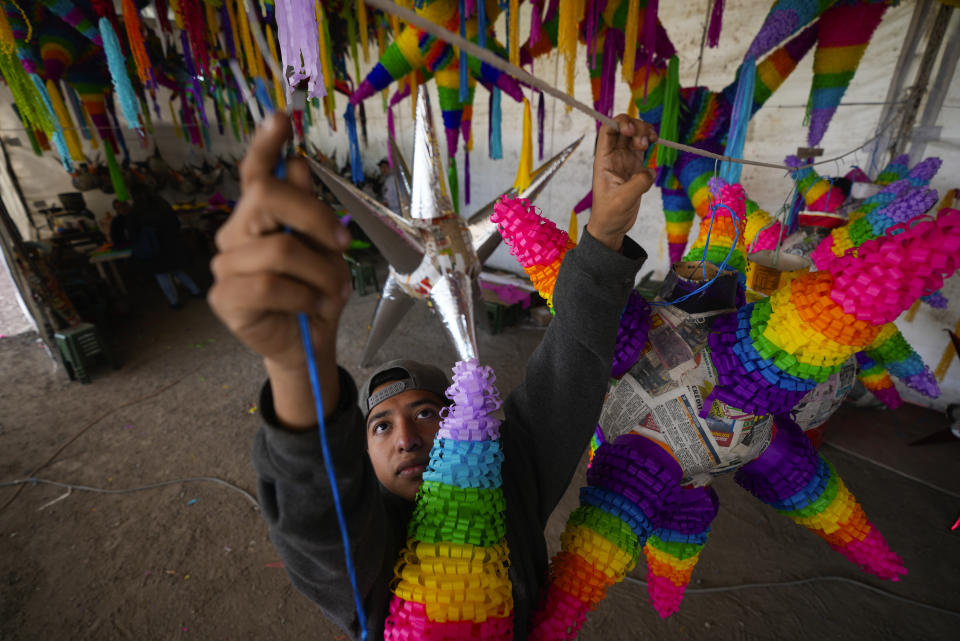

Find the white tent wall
[[0, 0, 956, 406]]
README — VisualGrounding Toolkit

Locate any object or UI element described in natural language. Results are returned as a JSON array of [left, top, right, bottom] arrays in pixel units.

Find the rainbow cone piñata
[[807, 1, 889, 147], [491, 196, 576, 311], [384, 359, 513, 640]]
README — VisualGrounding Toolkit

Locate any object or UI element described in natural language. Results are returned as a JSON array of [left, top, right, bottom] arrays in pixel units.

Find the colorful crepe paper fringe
[[787, 156, 847, 213], [811, 157, 942, 272], [384, 359, 514, 639], [491, 195, 576, 311], [99, 17, 141, 131], [683, 179, 748, 278], [746, 0, 839, 61], [855, 351, 901, 409], [276, 0, 326, 101], [529, 434, 681, 638], [807, 1, 888, 147], [707, 206, 960, 418], [736, 417, 906, 581]]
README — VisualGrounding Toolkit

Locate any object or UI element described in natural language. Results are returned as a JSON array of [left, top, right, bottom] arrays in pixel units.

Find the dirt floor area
[[1, 256, 959, 641]]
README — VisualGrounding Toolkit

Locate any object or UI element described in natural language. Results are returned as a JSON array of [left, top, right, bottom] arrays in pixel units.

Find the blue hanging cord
[[478, 0, 487, 48], [257, 90, 368, 640], [654, 201, 741, 307]]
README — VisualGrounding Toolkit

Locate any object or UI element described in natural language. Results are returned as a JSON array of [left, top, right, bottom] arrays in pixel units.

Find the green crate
[[54, 323, 114, 384]]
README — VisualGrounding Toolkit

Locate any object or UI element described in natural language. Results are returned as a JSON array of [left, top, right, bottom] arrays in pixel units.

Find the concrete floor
[[1, 255, 959, 640]]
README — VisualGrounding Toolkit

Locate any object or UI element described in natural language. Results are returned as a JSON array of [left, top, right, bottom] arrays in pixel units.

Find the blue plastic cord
[[298, 314, 369, 641], [654, 201, 740, 307], [258, 88, 368, 638]]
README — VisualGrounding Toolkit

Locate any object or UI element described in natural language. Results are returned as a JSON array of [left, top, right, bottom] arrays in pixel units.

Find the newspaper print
[[599, 308, 774, 485]]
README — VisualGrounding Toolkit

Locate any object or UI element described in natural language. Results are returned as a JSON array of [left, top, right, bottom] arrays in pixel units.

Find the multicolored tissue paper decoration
[[490, 195, 576, 311], [708, 205, 960, 418], [734, 416, 906, 581], [631, 25, 818, 264], [787, 156, 848, 215], [494, 199, 920, 625], [384, 358, 514, 640], [810, 156, 941, 272], [350, 0, 524, 206], [682, 179, 749, 279], [806, 0, 889, 147]]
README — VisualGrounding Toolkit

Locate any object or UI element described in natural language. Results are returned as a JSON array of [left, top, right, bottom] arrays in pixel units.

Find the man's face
[[379, 162, 391, 177], [365, 386, 443, 501]]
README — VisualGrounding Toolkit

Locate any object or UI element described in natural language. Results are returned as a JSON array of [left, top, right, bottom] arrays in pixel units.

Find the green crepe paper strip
[[683, 245, 748, 273], [869, 332, 912, 364], [569, 506, 642, 562], [11, 104, 43, 156], [104, 142, 130, 202], [448, 155, 459, 215], [748, 298, 843, 382], [774, 461, 839, 519], [411, 481, 506, 547], [645, 534, 704, 561], [657, 56, 680, 168]]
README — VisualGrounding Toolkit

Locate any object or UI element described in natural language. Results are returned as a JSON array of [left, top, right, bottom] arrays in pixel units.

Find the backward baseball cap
[[360, 359, 451, 418]]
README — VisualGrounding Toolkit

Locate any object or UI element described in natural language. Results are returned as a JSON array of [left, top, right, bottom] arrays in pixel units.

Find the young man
[[378, 158, 401, 214], [209, 112, 658, 640]]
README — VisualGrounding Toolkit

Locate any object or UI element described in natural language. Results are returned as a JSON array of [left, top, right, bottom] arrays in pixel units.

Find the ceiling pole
[[908, 6, 959, 163], [868, 0, 933, 173]]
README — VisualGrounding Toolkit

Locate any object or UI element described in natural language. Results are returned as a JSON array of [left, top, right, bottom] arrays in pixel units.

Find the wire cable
[[0, 476, 260, 509], [623, 575, 960, 618], [822, 441, 960, 500]]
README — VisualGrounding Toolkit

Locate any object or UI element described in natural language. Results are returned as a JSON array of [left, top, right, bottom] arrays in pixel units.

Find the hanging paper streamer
[[45, 79, 83, 161], [508, 0, 520, 67], [344, 102, 364, 185], [29, 74, 73, 172], [448, 153, 460, 214], [121, 0, 152, 86], [656, 55, 680, 168], [537, 90, 545, 160], [489, 86, 502, 159], [642, 0, 660, 97], [622, 0, 641, 85], [807, 1, 888, 147], [104, 140, 129, 202], [99, 17, 142, 131], [459, 0, 469, 102], [513, 97, 533, 192], [707, 0, 725, 48], [557, 0, 582, 107], [719, 57, 755, 185]]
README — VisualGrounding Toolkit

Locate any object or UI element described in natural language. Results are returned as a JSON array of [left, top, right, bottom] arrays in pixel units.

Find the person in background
[[379, 158, 400, 214], [209, 112, 658, 640], [109, 199, 134, 249], [128, 185, 203, 309]]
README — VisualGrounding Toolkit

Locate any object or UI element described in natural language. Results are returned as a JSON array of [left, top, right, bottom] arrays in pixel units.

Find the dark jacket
[[252, 230, 647, 640], [127, 197, 187, 274]]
